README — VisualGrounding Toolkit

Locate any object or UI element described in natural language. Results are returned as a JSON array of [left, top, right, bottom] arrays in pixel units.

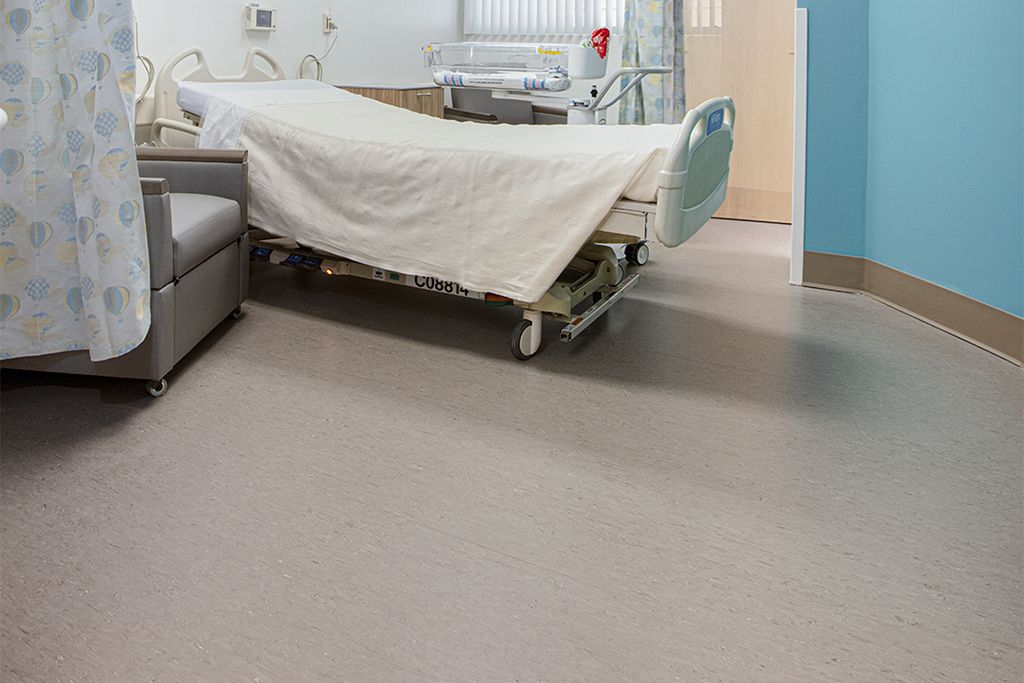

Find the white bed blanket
[[197, 88, 679, 301]]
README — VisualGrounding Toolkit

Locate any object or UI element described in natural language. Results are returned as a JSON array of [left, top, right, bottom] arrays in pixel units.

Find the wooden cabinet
[[339, 85, 444, 118]]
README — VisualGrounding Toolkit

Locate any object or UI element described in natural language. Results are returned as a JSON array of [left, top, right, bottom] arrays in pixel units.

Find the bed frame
[[150, 48, 734, 359]]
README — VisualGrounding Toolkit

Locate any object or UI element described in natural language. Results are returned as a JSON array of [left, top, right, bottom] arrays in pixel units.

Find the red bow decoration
[[590, 27, 610, 59]]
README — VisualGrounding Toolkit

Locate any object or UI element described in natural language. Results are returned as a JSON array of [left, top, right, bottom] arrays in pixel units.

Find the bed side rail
[[654, 97, 735, 247], [150, 117, 201, 147]]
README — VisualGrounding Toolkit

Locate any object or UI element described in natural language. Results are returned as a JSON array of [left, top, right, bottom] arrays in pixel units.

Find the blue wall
[[799, 0, 869, 257], [865, 0, 1023, 317], [800, 0, 1024, 317]]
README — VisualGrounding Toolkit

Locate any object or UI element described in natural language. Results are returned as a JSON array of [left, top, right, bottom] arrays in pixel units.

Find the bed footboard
[[655, 97, 735, 247]]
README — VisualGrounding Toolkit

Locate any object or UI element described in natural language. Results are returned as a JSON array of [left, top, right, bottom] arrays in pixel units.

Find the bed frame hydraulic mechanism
[[246, 202, 655, 360]]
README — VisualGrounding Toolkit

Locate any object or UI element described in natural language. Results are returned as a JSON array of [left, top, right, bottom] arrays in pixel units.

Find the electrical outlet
[[322, 12, 337, 33]]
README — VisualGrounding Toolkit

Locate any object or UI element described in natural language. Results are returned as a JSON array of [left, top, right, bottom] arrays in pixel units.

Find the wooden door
[[685, 0, 795, 223]]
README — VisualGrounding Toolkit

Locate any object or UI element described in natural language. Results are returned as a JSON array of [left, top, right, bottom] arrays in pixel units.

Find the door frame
[[790, 7, 808, 285]]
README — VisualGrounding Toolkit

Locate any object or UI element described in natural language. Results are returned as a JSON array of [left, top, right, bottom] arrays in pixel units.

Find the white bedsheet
[[180, 80, 360, 151], [177, 79, 356, 116], [194, 84, 679, 301]]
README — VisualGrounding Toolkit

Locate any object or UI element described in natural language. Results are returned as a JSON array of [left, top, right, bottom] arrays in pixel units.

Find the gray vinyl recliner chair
[[2, 148, 249, 397]]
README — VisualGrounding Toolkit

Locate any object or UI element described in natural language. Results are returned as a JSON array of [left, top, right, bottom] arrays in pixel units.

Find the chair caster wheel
[[625, 241, 650, 266], [230, 306, 243, 320], [511, 319, 539, 361], [145, 378, 168, 398]]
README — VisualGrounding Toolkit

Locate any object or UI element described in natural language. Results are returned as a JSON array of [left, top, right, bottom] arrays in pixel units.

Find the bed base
[[248, 227, 648, 360]]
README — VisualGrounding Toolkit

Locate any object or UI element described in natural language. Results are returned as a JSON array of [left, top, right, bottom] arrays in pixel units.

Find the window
[[464, 0, 626, 36], [690, 0, 724, 33]]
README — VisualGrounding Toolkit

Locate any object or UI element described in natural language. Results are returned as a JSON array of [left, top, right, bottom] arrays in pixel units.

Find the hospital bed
[[151, 48, 734, 359]]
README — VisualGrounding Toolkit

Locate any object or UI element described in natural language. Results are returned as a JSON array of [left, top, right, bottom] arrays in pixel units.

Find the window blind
[[464, 0, 626, 36], [690, 0, 724, 30]]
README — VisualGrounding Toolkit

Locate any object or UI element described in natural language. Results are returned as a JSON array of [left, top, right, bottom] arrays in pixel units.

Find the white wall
[[134, 0, 462, 88]]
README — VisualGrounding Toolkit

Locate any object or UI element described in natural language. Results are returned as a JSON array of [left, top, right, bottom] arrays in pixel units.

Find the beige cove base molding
[[803, 251, 1023, 366]]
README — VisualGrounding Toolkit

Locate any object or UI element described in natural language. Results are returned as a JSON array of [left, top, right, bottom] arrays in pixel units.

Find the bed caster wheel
[[230, 306, 243, 320], [511, 319, 540, 361], [145, 378, 168, 398], [625, 241, 650, 266]]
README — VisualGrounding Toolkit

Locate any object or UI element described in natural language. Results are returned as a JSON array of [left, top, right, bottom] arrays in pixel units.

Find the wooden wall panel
[[686, 0, 796, 223]]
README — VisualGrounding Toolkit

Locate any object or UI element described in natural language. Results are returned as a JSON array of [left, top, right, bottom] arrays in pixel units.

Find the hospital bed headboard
[[153, 47, 286, 124], [655, 97, 736, 247]]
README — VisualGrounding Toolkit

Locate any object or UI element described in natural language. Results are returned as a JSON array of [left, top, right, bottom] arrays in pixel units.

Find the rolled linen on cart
[[433, 69, 571, 92]]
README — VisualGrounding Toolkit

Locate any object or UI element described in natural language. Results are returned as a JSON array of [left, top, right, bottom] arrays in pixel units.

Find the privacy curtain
[[619, 0, 686, 125], [1, 0, 149, 361]]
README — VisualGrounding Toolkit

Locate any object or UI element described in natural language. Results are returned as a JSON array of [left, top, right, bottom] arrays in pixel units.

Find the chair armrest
[[136, 148, 248, 164], [136, 148, 249, 227], [141, 177, 169, 195], [138, 177, 174, 289]]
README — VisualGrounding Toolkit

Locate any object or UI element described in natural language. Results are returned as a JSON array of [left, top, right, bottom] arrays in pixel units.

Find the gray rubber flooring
[[2, 220, 1021, 681]]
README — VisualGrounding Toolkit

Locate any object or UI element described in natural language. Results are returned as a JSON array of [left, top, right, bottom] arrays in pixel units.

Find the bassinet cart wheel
[[145, 378, 168, 398], [230, 306, 243, 320], [625, 241, 650, 266], [511, 319, 540, 361]]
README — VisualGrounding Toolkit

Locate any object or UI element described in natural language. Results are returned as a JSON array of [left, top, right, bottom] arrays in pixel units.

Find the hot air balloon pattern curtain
[[0, 0, 149, 361], [619, 0, 686, 125]]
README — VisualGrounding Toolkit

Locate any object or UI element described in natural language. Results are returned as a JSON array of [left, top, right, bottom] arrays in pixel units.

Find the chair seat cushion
[[170, 193, 243, 278]]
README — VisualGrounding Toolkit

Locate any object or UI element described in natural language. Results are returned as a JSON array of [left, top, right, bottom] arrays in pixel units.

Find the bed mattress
[[189, 80, 680, 301], [177, 79, 356, 116]]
